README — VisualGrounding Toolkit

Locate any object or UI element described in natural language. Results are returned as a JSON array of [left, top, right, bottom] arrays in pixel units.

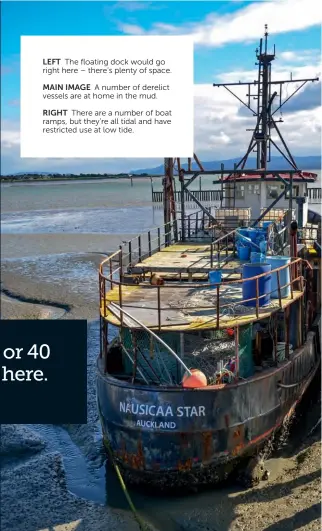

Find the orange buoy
[[182, 369, 207, 388]]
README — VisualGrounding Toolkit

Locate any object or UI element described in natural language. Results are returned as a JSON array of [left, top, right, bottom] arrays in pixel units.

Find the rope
[[99, 411, 150, 531], [215, 368, 235, 384]]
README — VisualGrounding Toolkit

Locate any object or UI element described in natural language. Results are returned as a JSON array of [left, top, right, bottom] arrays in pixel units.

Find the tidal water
[[1, 172, 320, 239]]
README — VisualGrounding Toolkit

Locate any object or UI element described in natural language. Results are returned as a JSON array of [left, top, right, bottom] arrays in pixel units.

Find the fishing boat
[[97, 29, 321, 488]]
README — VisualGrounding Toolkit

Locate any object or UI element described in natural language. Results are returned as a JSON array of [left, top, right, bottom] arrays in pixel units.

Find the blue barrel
[[242, 263, 272, 307], [209, 270, 222, 286], [247, 228, 260, 242], [238, 229, 249, 239], [250, 252, 265, 263], [238, 246, 251, 260], [262, 221, 272, 229], [265, 256, 291, 298]]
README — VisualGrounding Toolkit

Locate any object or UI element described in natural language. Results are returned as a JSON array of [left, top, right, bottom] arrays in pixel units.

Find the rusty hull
[[97, 331, 319, 487]]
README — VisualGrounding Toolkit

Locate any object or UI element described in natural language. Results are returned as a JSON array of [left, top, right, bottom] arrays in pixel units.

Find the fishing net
[[121, 328, 180, 386], [175, 284, 280, 322], [238, 324, 253, 379], [120, 324, 254, 386]]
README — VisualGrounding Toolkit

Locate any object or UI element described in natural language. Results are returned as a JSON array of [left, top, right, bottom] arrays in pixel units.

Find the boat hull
[[97, 331, 320, 488]]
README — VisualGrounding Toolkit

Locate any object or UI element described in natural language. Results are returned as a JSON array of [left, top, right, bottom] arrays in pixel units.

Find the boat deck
[[131, 243, 241, 280], [101, 242, 303, 331]]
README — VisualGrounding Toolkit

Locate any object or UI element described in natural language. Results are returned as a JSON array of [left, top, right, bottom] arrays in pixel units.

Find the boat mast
[[256, 28, 273, 171], [213, 25, 319, 175], [161, 27, 318, 231], [163, 157, 176, 246]]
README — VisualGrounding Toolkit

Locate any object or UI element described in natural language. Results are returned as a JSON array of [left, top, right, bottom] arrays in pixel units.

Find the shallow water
[[2, 253, 102, 302]]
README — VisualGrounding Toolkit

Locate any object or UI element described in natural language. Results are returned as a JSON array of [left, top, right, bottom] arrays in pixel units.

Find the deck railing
[[152, 189, 223, 204], [99, 242, 307, 330], [307, 187, 321, 203], [114, 216, 242, 272]]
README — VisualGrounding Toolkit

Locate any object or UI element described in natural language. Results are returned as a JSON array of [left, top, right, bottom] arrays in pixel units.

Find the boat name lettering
[[119, 402, 206, 417], [137, 420, 176, 429]]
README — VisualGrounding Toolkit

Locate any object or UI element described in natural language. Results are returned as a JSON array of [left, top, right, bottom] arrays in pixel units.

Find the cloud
[[279, 49, 321, 63], [105, 1, 165, 30], [219, 60, 321, 117], [1, 122, 20, 148], [119, 0, 322, 47], [280, 81, 321, 113], [118, 23, 145, 35]]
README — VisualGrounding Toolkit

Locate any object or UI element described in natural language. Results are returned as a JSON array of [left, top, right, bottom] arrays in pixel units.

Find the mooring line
[[99, 412, 150, 531]]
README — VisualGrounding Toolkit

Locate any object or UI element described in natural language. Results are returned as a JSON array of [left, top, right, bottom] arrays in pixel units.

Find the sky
[[1, 0, 321, 174]]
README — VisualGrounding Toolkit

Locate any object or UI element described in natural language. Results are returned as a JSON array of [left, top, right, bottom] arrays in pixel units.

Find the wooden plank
[[130, 244, 238, 274]]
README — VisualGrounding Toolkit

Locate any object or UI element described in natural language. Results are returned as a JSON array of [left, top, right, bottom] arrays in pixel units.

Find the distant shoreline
[[1, 167, 320, 184], [0, 174, 163, 183]]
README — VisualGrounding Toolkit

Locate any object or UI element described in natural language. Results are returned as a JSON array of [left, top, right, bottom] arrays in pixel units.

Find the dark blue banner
[[0, 320, 87, 424]]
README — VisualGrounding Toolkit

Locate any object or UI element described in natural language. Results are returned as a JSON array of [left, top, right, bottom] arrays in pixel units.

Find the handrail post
[[235, 326, 239, 380], [138, 235, 142, 262], [276, 269, 282, 308], [118, 281, 123, 328], [158, 227, 161, 251], [216, 285, 220, 328], [128, 240, 132, 265], [210, 242, 214, 268], [148, 231, 152, 256], [289, 263, 294, 299], [255, 278, 259, 318], [109, 259, 113, 289], [157, 286, 161, 330], [175, 218, 179, 242], [285, 306, 290, 359], [103, 277, 107, 318], [119, 246, 123, 281]]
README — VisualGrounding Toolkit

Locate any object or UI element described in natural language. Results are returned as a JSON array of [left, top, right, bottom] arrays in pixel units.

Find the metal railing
[[152, 189, 223, 203], [111, 215, 240, 274], [99, 247, 307, 330], [307, 187, 321, 203]]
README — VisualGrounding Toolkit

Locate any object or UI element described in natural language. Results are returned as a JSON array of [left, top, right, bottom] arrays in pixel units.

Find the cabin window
[[285, 186, 300, 198], [235, 185, 244, 199], [267, 185, 280, 199], [248, 184, 260, 195]]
